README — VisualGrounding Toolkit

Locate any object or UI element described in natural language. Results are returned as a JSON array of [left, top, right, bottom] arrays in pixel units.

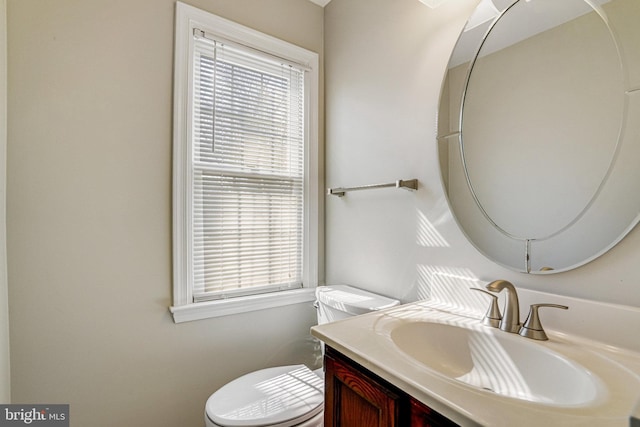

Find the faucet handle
[[470, 288, 502, 328], [519, 303, 568, 341]]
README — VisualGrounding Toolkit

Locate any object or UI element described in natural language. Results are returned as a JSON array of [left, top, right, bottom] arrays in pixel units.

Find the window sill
[[169, 288, 317, 323]]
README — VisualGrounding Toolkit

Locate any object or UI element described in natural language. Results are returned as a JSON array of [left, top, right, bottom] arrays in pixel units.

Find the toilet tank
[[315, 285, 400, 325]]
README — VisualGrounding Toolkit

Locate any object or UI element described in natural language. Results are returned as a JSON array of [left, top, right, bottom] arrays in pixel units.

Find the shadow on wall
[[414, 208, 490, 316], [417, 208, 450, 248], [265, 335, 323, 370], [416, 264, 493, 318]]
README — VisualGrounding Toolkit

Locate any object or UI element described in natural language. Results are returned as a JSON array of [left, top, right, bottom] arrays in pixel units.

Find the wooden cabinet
[[324, 346, 403, 426], [324, 347, 459, 427], [409, 398, 459, 427]]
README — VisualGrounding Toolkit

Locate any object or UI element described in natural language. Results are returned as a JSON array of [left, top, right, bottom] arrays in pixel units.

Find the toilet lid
[[206, 365, 324, 427]]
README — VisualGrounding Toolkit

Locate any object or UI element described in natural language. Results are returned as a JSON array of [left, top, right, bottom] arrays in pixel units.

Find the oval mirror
[[438, 0, 640, 273]]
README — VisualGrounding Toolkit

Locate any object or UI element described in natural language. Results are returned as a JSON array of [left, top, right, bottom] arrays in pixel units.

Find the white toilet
[[204, 285, 400, 427]]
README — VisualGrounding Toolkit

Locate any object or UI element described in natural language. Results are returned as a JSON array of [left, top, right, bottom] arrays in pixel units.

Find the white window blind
[[191, 32, 305, 302]]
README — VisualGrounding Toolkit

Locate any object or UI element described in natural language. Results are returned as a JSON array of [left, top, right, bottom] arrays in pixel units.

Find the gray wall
[[7, 0, 640, 425], [6, 0, 323, 426], [324, 0, 640, 307], [0, 0, 9, 404]]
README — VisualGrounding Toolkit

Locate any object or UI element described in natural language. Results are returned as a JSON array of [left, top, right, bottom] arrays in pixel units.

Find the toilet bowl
[[204, 285, 400, 427], [205, 364, 324, 427]]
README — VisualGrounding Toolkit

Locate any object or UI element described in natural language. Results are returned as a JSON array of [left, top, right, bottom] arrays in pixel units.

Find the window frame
[[170, 2, 319, 323]]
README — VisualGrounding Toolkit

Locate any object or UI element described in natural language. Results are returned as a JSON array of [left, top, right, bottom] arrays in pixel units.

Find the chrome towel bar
[[327, 179, 418, 197]]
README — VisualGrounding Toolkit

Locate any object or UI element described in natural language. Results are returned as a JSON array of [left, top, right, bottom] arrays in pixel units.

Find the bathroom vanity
[[311, 297, 640, 426]]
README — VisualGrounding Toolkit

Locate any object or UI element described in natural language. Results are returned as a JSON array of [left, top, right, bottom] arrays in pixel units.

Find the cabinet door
[[324, 348, 403, 427]]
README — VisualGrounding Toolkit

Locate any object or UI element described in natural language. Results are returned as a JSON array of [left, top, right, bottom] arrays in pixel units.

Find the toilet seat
[[205, 364, 324, 427]]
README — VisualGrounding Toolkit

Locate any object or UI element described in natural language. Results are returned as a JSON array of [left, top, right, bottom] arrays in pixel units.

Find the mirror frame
[[438, 0, 640, 274]]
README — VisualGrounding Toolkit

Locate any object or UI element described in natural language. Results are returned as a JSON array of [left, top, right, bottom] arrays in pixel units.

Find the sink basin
[[390, 321, 601, 406]]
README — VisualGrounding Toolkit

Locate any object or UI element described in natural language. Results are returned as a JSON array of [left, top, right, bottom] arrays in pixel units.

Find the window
[[171, 3, 319, 323]]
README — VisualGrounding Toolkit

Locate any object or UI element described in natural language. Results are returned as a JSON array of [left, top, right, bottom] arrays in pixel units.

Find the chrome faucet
[[485, 280, 520, 333]]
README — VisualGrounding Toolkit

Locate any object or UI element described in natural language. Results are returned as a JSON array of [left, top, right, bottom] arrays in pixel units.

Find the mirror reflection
[[438, 0, 640, 273]]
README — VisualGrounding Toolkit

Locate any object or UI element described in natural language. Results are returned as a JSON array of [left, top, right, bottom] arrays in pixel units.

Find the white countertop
[[311, 300, 640, 427]]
